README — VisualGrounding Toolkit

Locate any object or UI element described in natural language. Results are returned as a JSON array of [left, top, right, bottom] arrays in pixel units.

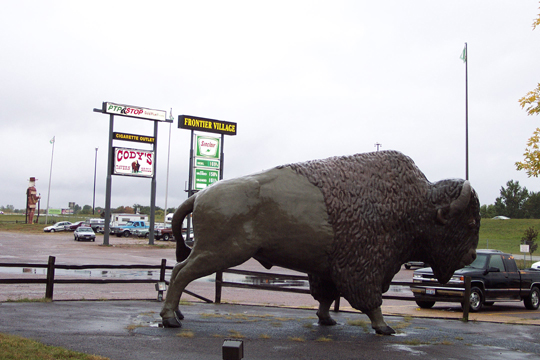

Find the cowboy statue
[[26, 177, 40, 224]]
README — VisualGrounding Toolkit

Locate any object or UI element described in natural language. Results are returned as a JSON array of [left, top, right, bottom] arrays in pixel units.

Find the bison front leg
[[308, 275, 339, 326], [365, 307, 395, 335]]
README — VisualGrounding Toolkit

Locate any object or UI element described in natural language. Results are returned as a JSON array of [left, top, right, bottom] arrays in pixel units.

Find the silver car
[[43, 221, 72, 232], [74, 226, 96, 242]]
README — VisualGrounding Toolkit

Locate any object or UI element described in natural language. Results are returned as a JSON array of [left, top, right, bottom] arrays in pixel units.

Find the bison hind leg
[[308, 275, 339, 326], [365, 307, 395, 335]]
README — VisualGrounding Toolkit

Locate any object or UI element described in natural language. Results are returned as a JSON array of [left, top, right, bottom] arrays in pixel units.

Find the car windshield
[[464, 253, 488, 269], [79, 228, 93, 233]]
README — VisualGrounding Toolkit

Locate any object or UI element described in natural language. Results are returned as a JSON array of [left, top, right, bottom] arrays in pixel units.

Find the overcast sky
[[2, 1, 540, 213]]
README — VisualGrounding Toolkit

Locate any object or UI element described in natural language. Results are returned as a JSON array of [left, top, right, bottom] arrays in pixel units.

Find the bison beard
[[161, 150, 480, 335]]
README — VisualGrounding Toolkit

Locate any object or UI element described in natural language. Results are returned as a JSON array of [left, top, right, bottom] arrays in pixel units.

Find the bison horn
[[437, 180, 472, 225], [450, 180, 471, 214]]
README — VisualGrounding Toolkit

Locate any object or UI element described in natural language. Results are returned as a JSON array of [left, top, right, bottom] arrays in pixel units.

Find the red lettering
[[147, 153, 152, 165]]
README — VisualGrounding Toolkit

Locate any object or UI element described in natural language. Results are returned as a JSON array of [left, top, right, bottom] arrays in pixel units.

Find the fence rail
[[0, 256, 472, 321]]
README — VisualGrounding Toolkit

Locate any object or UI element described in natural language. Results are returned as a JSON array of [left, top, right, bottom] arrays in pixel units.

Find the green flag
[[460, 45, 467, 63]]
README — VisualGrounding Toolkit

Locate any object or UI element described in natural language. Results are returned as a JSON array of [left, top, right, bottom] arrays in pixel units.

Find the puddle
[[0, 267, 308, 289]]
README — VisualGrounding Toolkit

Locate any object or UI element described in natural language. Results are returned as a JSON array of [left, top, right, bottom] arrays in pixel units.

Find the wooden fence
[[0, 256, 472, 321]]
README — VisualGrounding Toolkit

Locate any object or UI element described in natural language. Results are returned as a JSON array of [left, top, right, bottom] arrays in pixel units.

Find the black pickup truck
[[410, 249, 540, 312]]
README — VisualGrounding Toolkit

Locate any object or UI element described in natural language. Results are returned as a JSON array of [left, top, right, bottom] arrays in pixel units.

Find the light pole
[[93, 147, 98, 215]]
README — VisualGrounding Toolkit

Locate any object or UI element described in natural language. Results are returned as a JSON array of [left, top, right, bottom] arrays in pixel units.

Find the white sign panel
[[196, 135, 220, 158], [521, 244, 530, 253], [113, 147, 154, 177], [104, 102, 167, 122]]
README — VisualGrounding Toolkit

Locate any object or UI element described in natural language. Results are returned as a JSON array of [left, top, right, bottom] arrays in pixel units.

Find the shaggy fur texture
[[283, 150, 480, 312]]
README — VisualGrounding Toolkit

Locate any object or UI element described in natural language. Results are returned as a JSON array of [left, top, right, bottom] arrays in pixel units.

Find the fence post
[[157, 258, 167, 301], [45, 256, 56, 300], [333, 297, 340, 312], [215, 271, 223, 304], [462, 276, 471, 322]]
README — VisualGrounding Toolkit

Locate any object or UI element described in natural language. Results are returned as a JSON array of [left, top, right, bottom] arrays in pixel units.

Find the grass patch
[[401, 339, 429, 346], [315, 336, 333, 342], [227, 330, 244, 339], [347, 319, 370, 333], [288, 336, 305, 342], [177, 330, 195, 338], [479, 219, 540, 254], [0, 332, 109, 360], [259, 334, 271, 339], [5, 297, 52, 303]]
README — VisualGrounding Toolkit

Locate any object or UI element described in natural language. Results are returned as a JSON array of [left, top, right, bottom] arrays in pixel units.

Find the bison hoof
[[162, 316, 182, 328], [175, 309, 184, 320], [318, 318, 337, 326], [375, 325, 395, 335]]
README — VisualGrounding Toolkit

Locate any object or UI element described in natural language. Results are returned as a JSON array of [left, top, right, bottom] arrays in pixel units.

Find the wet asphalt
[[2, 299, 540, 360], [2, 232, 540, 359]]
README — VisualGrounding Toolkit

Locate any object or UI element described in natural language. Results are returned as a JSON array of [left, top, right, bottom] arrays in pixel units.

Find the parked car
[[65, 221, 85, 231], [155, 226, 174, 241], [411, 249, 540, 312], [133, 228, 150, 238], [44, 221, 72, 232], [404, 261, 428, 270], [74, 227, 96, 241]]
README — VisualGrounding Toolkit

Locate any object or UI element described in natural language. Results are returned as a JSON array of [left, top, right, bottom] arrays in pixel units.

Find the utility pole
[[374, 143, 382, 151]]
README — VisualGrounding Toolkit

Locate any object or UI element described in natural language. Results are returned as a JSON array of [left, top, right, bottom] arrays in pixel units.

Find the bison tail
[[172, 195, 196, 262]]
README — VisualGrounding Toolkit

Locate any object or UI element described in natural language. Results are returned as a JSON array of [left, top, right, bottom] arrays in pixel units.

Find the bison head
[[427, 180, 480, 284]]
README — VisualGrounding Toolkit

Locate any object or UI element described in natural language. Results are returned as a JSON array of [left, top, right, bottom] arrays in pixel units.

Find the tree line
[[481, 180, 540, 219]]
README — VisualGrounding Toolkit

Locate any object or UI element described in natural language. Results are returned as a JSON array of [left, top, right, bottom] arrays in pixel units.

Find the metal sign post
[[178, 115, 237, 262], [94, 102, 172, 246]]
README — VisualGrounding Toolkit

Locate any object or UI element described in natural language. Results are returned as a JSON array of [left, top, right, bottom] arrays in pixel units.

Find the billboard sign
[[195, 158, 220, 169], [179, 115, 237, 135], [103, 102, 168, 122], [196, 135, 220, 158], [113, 147, 154, 177], [113, 132, 155, 144], [194, 168, 219, 190]]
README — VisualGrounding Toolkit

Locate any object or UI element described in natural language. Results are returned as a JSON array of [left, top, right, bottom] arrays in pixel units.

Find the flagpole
[[463, 42, 469, 181], [45, 136, 55, 225], [163, 109, 173, 223]]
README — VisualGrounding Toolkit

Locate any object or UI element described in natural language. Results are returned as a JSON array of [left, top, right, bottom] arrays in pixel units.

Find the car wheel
[[525, 286, 540, 310], [415, 300, 435, 309], [123, 231, 130, 237], [163, 234, 170, 241], [405, 264, 411, 269], [466, 287, 483, 312], [51, 229, 55, 232], [74, 235, 77, 241]]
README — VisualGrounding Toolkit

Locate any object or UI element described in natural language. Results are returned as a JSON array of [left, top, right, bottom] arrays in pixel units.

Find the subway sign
[[103, 102, 168, 122], [179, 115, 237, 135]]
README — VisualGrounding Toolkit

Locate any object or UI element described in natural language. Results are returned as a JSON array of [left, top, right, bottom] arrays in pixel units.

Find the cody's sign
[[113, 147, 154, 177], [103, 102, 167, 122]]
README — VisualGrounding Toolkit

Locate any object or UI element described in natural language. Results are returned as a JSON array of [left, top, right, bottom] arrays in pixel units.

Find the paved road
[[2, 232, 540, 359]]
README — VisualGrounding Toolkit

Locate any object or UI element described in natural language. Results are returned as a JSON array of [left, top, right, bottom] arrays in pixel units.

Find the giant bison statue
[[160, 150, 480, 335]]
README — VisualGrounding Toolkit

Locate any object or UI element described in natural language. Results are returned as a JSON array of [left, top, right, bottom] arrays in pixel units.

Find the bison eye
[[468, 219, 476, 228]]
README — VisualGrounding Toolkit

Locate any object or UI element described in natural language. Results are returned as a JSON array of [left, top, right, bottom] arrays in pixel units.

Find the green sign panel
[[194, 169, 219, 190], [195, 158, 220, 169], [196, 135, 220, 158]]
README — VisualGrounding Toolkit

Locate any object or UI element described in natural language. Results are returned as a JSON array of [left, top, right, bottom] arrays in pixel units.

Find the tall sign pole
[[45, 136, 55, 226], [178, 115, 237, 263], [94, 102, 171, 246], [461, 42, 469, 181], [103, 114, 114, 246]]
